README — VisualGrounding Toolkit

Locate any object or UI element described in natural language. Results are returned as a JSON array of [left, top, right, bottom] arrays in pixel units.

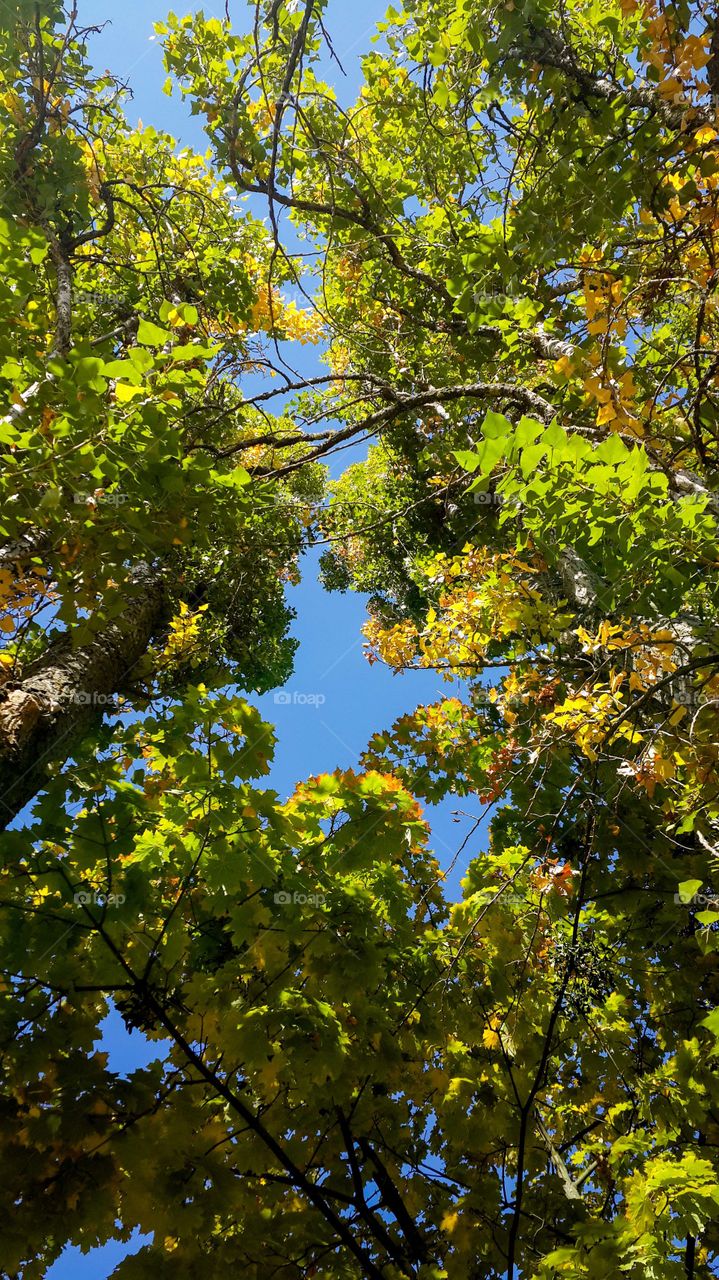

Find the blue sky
[[70, 0, 488, 894], [44, 4, 490, 1274]]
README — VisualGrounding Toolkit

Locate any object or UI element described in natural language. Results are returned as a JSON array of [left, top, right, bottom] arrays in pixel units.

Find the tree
[[3, 0, 719, 1277], [0, 1, 323, 826]]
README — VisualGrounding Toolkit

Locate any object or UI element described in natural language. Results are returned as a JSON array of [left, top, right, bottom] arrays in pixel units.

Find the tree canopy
[[1, 0, 719, 1276]]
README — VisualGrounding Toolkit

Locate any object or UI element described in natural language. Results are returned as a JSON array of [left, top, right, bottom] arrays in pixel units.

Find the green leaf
[[137, 319, 171, 346], [542, 421, 567, 450], [520, 443, 546, 477], [481, 410, 511, 440], [454, 449, 480, 473], [211, 467, 251, 489], [677, 879, 702, 904]]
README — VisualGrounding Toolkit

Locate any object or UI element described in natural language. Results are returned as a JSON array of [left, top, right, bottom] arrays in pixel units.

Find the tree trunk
[[0, 528, 51, 573], [0, 568, 166, 829]]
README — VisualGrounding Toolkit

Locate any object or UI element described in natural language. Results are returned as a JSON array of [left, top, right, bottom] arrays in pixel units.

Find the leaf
[[677, 879, 702, 904], [210, 467, 251, 489], [542, 422, 567, 450], [701, 1009, 719, 1040], [114, 382, 145, 402], [481, 410, 511, 440], [520, 443, 546, 477], [137, 319, 171, 346], [454, 449, 480, 473], [595, 434, 630, 464]]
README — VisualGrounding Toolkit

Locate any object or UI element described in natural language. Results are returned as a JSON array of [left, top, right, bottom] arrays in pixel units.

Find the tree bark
[[0, 528, 51, 573], [0, 568, 166, 828]]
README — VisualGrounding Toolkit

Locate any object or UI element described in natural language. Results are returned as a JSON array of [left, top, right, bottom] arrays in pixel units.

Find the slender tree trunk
[[0, 568, 166, 828], [707, 0, 719, 104]]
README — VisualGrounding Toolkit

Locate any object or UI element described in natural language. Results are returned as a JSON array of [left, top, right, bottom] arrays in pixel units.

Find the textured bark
[[0, 569, 166, 828], [0, 528, 51, 573], [528, 23, 712, 130], [47, 232, 73, 358], [558, 547, 606, 616]]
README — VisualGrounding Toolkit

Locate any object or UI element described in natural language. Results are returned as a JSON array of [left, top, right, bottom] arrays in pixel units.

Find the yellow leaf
[[596, 402, 617, 425], [114, 382, 143, 402], [657, 76, 684, 101]]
